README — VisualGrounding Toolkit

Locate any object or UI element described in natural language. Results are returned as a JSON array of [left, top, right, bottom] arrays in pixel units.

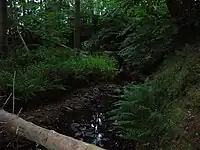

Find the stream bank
[[0, 83, 136, 150]]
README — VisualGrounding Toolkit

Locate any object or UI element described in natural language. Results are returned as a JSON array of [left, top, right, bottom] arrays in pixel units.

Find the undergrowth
[[108, 46, 200, 149], [0, 47, 118, 100], [84, 1, 179, 74]]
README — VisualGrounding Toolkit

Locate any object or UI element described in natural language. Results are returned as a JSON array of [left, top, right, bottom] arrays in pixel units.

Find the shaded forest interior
[[1, 0, 200, 149]]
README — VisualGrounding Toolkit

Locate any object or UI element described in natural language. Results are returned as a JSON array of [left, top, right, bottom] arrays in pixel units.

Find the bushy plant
[[118, 1, 179, 73], [61, 54, 117, 77], [83, 0, 179, 74], [18, 1, 72, 45]]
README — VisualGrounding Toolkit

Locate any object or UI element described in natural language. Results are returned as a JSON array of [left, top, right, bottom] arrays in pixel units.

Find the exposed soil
[[0, 83, 135, 150], [173, 108, 200, 150], [184, 110, 200, 149]]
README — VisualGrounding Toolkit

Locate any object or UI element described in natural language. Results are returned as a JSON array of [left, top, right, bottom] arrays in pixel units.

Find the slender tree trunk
[[0, 0, 8, 55], [74, 0, 81, 51]]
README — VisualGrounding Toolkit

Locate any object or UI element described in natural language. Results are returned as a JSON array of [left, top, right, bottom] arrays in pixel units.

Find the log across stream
[[0, 83, 135, 150]]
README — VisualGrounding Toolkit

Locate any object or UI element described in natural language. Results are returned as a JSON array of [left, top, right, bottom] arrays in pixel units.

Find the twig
[[17, 107, 23, 116], [17, 25, 75, 53], [56, 42, 74, 52], [7, 141, 14, 148], [17, 27, 29, 53], [1, 93, 12, 109], [12, 71, 16, 114]]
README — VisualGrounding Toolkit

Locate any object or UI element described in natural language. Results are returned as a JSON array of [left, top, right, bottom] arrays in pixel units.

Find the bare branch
[[17, 27, 29, 53], [12, 71, 16, 114], [1, 93, 12, 109]]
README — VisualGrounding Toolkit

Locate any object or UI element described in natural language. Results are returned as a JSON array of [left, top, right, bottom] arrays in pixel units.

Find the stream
[[0, 83, 136, 150]]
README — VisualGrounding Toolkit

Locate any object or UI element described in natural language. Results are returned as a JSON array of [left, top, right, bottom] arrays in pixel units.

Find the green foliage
[[83, 0, 179, 74], [61, 54, 117, 78], [17, 1, 72, 45], [0, 48, 117, 100], [5, 1, 200, 148], [118, 1, 178, 73], [109, 50, 191, 149], [83, 10, 132, 52]]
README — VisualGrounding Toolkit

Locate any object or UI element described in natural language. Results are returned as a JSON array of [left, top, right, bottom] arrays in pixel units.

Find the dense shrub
[[83, 1, 180, 75], [83, 11, 131, 52], [18, 1, 72, 45], [117, 1, 181, 74]]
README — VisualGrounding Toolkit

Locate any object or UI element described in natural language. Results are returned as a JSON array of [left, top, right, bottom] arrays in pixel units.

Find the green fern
[[108, 54, 189, 148]]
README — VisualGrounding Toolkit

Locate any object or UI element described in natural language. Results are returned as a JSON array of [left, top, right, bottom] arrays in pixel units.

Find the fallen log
[[0, 109, 104, 150]]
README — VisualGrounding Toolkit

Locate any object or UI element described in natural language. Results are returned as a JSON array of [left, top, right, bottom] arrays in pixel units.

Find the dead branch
[[17, 28, 30, 53], [0, 109, 104, 150], [12, 71, 16, 114], [1, 93, 12, 109], [55, 42, 74, 51]]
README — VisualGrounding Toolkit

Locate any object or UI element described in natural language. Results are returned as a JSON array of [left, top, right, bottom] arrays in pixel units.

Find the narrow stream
[[0, 84, 136, 150], [69, 111, 135, 150], [59, 87, 136, 150]]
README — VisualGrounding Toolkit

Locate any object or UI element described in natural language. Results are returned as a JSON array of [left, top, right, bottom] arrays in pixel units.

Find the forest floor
[[1, 82, 200, 150], [173, 108, 200, 149], [0, 82, 135, 150], [1, 54, 200, 150]]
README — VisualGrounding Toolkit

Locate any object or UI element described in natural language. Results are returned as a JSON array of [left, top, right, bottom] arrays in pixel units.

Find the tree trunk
[[74, 0, 81, 51], [166, 0, 181, 19], [0, 0, 8, 55], [0, 109, 104, 150]]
